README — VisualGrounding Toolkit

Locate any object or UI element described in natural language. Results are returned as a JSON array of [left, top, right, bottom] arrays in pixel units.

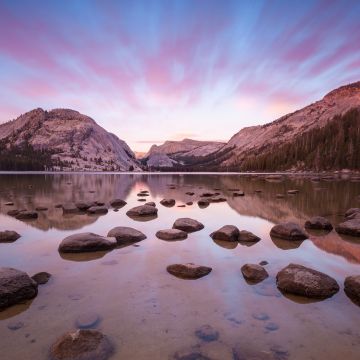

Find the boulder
[[0, 230, 21, 242], [107, 227, 146, 245], [238, 230, 260, 243], [233, 192, 245, 197], [185, 192, 194, 196], [145, 202, 156, 207], [241, 264, 269, 283], [156, 229, 188, 240], [75, 201, 93, 211], [210, 225, 239, 242], [276, 263, 339, 299], [126, 205, 158, 217], [87, 206, 108, 215], [344, 275, 360, 305], [173, 218, 204, 233], [186, 202, 193, 206], [15, 211, 38, 220], [160, 198, 176, 207], [275, 194, 285, 198], [345, 208, 360, 219], [49, 329, 114, 360], [335, 219, 360, 237], [167, 263, 212, 279], [305, 216, 333, 230], [31, 272, 51, 285], [62, 203, 79, 214], [197, 200, 209, 208], [109, 199, 127, 208], [0, 267, 38, 309], [4, 202, 14, 206], [58, 233, 116, 253], [270, 222, 308, 240]]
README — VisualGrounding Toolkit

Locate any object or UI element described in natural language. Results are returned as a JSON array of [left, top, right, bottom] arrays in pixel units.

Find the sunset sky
[[0, 0, 359, 152]]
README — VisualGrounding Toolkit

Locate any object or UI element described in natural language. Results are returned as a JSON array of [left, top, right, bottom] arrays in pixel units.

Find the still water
[[0, 173, 359, 360]]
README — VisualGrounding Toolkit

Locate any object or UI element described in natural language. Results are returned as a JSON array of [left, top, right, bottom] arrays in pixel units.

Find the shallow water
[[0, 173, 359, 360]]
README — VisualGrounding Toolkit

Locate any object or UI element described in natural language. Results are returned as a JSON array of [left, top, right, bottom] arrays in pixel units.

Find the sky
[[0, 0, 359, 152]]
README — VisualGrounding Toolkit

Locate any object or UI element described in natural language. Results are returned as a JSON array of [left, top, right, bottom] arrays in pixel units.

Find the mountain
[[142, 138, 226, 168], [0, 108, 141, 171]]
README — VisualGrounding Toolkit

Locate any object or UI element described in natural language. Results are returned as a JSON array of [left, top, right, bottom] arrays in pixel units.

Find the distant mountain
[[142, 138, 226, 168], [0, 108, 141, 171]]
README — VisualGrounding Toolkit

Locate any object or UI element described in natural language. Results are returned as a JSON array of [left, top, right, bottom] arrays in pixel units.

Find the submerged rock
[[160, 198, 176, 207], [58, 233, 115, 253], [107, 227, 146, 245], [109, 199, 127, 208], [15, 211, 38, 220], [0, 267, 38, 309], [49, 329, 114, 360], [336, 219, 360, 237], [195, 325, 219, 342], [276, 263, 339, 299], [0, 230, 21, 243], [126, 205, 158, 217], [241, 264, 269, 283], [31, 272, 51, 285], [270, 222, 308, 240], [305, 216, 333, 230], [238, 230, 260, 243], [156, 229, 188, 240], [75, 313, 101, 329], [344, 275, 360, 305], [167, 263, 212, 279], [173, 218, 204, 233], [210, 225, 239, 242]]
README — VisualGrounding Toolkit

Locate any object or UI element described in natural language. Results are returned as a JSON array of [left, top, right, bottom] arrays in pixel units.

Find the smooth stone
[[344, 275, 360, 305], [62, 203, 79, 214], [195, 325, 219, 342], [75, 201, 93, 211], [87, 206, 108, 215], [94, 201, 105, 206], [173, 218, 204, 233], [31, 272, 51, 285], [259, 261, 268, 266], [145, 202, 156, 207], [58, 233, 115, 253], [126, 205, 158, 217], [107, 227, 146, 245], [0, 267, 38, 309], [336, 219, 360, 237], [270, 222, 308, 240], [265, 322, 279, 331], [197, 200, 209, 208], [0, 230, 21, 242], [200, 192, 214, 197], [49, 329, 114, 360], [210, 225, 239, 242], [7, 209, 21, 217], [7, 321, 24, 330], [160, 198, 176, 207], [156, 229, 188, 240], [186, 202, 193, 206], [137, 193, 149, 197], [75, 313, 101, 329], [305, 216, 333, 230], [109, 199, 127, 208], [241, 264, 269, 283], [238, 230, 261, 243], [15, 211, 38, 220], [252, 312, 270, 321], [167, 263, 212, 279], [276, 263, 339, 299]]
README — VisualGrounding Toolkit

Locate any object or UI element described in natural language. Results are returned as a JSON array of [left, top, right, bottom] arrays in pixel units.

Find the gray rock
[[335, 219, 360, 237], [265, 322, 279, 331], [0, 230, 21, 243], [156, 229, 188, 240], [208, 196, 226, 203], [49, 329, 114, 360], [0, 267, 38, 309], [241, 264, 269, 283], [259, 261, 268, 266], [87, 206, 108, 215], [305, 216, 333, 230], [276, 263, 339, 299], [160, 198, 176, 207], [270, 222, 308, 240], [15, 211, 38, 220], [58, 233, 116, 253], [107, 227, 146, 245], [31, 272, 51, 285], [195, 325, 219, 342], [173, 218, 204, 233], [252, 312, 270, 321], [210, 225, 239, 242], [238, 230, 260, 243], [167, 263, 212, 279], [109, 199, 127, 208], [7, 321, 24, 331], [126, 205, 158, 217], [344, 275, 360, 305]]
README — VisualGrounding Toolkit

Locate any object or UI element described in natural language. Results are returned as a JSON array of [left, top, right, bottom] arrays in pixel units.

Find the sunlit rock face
[[0, 108, 141, 171]]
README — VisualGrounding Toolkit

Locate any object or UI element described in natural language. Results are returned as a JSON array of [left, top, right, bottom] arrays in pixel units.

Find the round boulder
[[238, 230, 260, 243], [58, 233, 116, 253], [0, 230, 21, 243], [160, 198, 176, 207], [107, 227, 146, 245], [197, 200, 209, 208], [75, 201, 94, 211], [241, 264, 269, 283], [156, 229, 188, 241], [336, 219, 360, 237], [210, 225, 239, 242], [126, 205, 158, 217], [167, 263, 212, 279], [305, 216, 333, 230], [31, 271, 51, 285], [270, 222, 308, 240], [344, 275, 360, 306], [110, 199, 127, 208], [173, 218, 204, 233], [15, 211, 38, 220], [276, 263, 339, 299], [145, 202, 156, 207], [87, 206, 108, 215]]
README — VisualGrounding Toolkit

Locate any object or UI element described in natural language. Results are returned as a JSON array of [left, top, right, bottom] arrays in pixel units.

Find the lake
[[0, 173, 359, 360]]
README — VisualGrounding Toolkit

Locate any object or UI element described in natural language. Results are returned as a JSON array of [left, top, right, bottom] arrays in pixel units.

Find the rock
[[75, 313, 101, 329], [15, 211, 38, 220], [344, 275, 360, 305], [335, 219, 360, 237], [265, 322, 279, 331], [49, 329, 113, 360], [270, 222, 308, 240], [0, 230, 21, 242], [345, 208, 360, 219], [7, 321, 24, 331], [287, 189, 299, 194], [177, 205, 186, 208], [241, 264, 269, 283], [195, 325, 219, 342], [185, 192, 194, 196], [252, 312, 270, 321], [126, 205, 158, 217], [173, 218, 204, 233], [209, 197, 226, 203], [160, 198, 176, 207], [75, 201, 93, 211], [210, 225, 239, 242], [137, 192, 149, 197], [145, 202, 156, 207], [167, 263, 212, 279], [238, 230, 260, 243], [107, 227, 146, 245], [233, 192, 244, 197], [4, 202, 14, 206], [62, 203, 79, 214], [137, 198, 146, 202], [58, 233, 115, 253], [200, 192, 214, 197], [31, 272, 51, 285], [0, 267, 38, 309], [7, 209, 20, 217], [87, 206, 108, 215], [109, 199, 127, 208], [197, 200, 209, 208], [276, 194, 285, 198], [305, 216, 333, 230], [156, 229, 188, 240], [54, 204, 63, 208], [276, 263, 339, 299], [35, 206, 48, 211], [259, 261, 268, 266]]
